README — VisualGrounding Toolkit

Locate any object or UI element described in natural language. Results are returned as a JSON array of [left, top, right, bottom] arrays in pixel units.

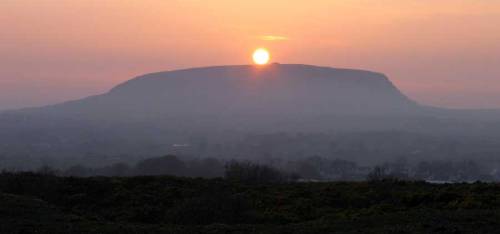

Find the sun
[[252, 48, 270, 65]]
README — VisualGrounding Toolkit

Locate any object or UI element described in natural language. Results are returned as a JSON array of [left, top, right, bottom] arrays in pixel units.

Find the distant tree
[[224, 161, 297, 184], [415, 161, 432, 179], [36, 165, 59, 176], [367, 166, 393, 181], [65, 164, 92, 177], [135, 155, 186, 176], [296, 161, 322, 180]]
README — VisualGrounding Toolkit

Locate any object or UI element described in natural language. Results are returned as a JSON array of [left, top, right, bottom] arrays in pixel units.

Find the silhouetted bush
[[224, 161, 298, 184], [135, 155, 187, 176], [367, 166, 399, 181]]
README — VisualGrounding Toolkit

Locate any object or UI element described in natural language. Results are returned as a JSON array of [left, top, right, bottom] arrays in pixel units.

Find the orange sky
[[1, 0, 500, 109]]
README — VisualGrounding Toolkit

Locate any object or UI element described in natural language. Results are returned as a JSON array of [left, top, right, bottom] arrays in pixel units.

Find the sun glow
[[252, 48, 270, 65]]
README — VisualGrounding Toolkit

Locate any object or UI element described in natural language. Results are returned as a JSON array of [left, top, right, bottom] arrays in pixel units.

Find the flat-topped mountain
[[3, 64, 500, 163], [28, 64, 420, 121]]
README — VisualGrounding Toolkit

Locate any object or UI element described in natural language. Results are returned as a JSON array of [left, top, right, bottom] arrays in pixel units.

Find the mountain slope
[[24, 64, 419, 122]]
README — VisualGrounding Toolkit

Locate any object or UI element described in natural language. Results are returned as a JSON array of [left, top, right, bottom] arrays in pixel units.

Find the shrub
[[224, 161, 298, 184]]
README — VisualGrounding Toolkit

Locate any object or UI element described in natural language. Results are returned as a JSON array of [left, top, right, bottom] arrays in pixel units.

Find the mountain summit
[[33, 64, 419, 121]]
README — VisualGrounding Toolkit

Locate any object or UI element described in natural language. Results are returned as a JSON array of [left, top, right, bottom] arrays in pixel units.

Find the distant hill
[[21, 64, 420, 121], [1, 64, 500, 164]]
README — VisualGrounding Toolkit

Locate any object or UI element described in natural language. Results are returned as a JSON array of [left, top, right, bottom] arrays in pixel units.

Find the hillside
[[1, 64, 500, 164], [21, 64, 419, 122]]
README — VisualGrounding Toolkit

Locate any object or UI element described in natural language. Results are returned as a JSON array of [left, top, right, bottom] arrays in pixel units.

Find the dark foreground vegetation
[[2, 173, 500, 233]]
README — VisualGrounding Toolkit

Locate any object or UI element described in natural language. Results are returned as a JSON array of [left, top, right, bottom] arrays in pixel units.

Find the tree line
[[9, 154, 500, 183]]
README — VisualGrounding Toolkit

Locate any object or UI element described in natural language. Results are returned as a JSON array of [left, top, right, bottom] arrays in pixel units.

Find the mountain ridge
[[14, 64, 419, 121], [5, 64, 500, 122]]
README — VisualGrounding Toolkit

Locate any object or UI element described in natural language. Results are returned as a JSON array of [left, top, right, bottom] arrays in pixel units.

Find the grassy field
[[1, 172, 500, 233]]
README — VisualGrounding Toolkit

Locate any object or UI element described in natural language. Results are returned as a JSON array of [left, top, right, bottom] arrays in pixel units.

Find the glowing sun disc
[[252, 48, 270, 65]]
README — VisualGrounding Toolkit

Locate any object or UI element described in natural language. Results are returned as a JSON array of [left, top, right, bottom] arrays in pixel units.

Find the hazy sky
[[1, 0, 499, 109]]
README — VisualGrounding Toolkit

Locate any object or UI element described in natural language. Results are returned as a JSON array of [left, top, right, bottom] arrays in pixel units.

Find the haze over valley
[[2, 2, 500, 233], [1, 64, 500, 179]]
